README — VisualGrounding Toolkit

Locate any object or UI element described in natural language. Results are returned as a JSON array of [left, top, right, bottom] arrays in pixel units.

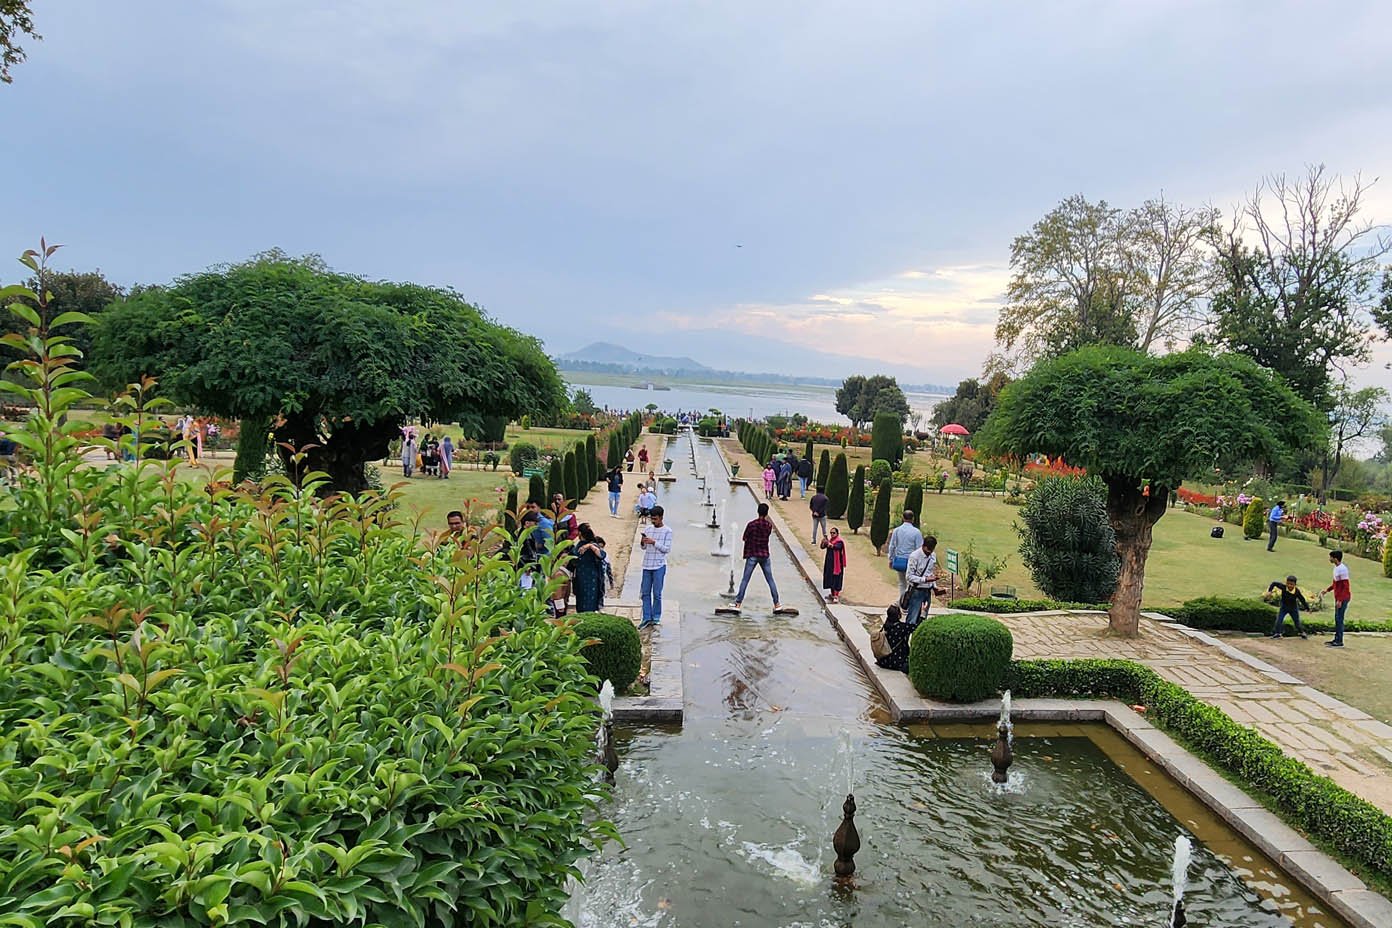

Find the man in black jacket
[[1266, 575, 1310, 639], [797, 456, 814, 498]]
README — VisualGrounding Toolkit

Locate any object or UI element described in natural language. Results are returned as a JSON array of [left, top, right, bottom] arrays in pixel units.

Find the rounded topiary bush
[[908, 614, 1014, 702], [574, 613, 642, 692]]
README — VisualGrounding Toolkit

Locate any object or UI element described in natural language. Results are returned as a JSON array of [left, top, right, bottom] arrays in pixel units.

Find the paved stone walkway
[[998, 611, 1392, 814]]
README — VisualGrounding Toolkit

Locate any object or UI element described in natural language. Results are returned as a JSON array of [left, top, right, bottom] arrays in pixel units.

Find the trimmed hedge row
[[1168, 596, 1392, 634], [908, 614, 1013, 702], [949, 597, 1109, 614], [1007, 658, 1392, 882]]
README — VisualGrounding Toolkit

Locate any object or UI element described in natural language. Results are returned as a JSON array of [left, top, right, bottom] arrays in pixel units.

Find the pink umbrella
[[939, 423, 970, 437]]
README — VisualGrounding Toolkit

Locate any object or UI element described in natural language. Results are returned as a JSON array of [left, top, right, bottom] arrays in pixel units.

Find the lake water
[[568, 378, 949, 427]]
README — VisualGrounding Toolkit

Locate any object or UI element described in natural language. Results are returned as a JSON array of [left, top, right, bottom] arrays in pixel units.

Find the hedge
[[574, 613, 643, 692], [908, 614, 1013, 702], [1168, 596, 1392, 635], [949, 597, 1109, 613], [1007, 658, 1392, 882]]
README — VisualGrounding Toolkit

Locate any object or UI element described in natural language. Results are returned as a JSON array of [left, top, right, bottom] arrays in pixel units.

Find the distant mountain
[[554, 332, 956, 394], [554, 339, 954, 394], [559, 342, 711, 373]]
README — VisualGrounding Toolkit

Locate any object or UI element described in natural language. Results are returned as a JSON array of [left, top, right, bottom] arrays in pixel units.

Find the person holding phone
[[639, 506, 672, 628]]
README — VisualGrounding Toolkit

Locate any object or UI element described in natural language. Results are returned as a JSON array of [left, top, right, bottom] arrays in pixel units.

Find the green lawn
[[901, 490, 1392, 618]]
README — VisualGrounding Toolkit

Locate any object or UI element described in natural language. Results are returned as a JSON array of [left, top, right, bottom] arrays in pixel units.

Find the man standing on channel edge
[[639, 506, 672, 628]]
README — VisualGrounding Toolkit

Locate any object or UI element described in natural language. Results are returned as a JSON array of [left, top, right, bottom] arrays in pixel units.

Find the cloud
[[7, 1, 1392, 396]]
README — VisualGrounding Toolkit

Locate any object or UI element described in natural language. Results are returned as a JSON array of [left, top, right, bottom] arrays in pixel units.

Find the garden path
[[999, 613, 1392, 814]]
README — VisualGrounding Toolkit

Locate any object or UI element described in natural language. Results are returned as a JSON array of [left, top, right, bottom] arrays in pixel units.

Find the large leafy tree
[[1202, 165, 1392, 414], [995, 195, 1137, 365], [931, 373, 1010, 433], [995, 194, 1217, 368], [835, 375, 867, 427], [835, 373, 909, 427], [0, 1, 38, 84], [90, 254, 565, 492], [3, 269, 124, 368], [978, 347, 1322, 636]]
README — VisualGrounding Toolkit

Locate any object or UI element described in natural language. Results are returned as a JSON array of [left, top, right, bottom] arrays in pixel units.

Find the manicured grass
[[884, 490, 1392, 618], [502, 425, 595, 451], [384, 464, 516, 530]]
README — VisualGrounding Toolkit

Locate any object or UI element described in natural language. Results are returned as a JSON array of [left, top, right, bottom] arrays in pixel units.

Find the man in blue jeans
[[733, 502, 781, 610], [904, 535, 939, 626], [639, 506, 672, 628], [606, 465, 624, 516]]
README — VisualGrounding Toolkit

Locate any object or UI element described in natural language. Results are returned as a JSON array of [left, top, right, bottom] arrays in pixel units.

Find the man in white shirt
[[886, 510, 924, 596], [637, 485, 658, 522], [905, 535, 939, 627], [639, 506, 672, 628]]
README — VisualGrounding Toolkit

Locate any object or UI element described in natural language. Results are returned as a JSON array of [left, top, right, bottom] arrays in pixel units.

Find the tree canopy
[[0, 1, 38, 84], [994, 194, 1218, 370], [835, 374, 909, 428], [90, 254, 565, 491], [1201, 166, 1392, 414], [931, 373, 1010, 433], [4, 268, 124, 368], [978, 346, 1322, 634]]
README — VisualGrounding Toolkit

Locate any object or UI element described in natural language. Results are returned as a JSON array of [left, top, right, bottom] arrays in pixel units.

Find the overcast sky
[[5, 1, 1392, 387]]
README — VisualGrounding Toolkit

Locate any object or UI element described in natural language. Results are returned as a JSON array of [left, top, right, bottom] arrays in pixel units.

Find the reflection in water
[[576, 434, 1341, 928]]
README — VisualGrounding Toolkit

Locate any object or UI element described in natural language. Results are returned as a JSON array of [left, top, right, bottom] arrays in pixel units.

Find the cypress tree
[[528, 473, 547, 507], [548, 457, 565, 503], [504, 486, 519, 533], [903, 480, 924, 527], [870, 477, 892, 554], [827, 452, 850, 519], [564, 450, 580, 504], [871, 411, 902, 468], [804, 438, 814, 462], [586, 433, 598, 484], [608, 432, 621, 473], [574, 442, 589, 499], [847, 465, 866, 534], [816, 449, 831, 492]]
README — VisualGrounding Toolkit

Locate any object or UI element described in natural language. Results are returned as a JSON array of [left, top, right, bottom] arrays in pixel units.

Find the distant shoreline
[[561, 368, 950, 394]]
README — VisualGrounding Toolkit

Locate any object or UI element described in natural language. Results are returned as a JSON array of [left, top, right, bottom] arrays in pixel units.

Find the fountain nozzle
[[832, 793, 860, 879]]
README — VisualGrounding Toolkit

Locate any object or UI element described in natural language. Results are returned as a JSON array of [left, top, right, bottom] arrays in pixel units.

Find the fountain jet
[[1170, 835, 1192, 927], [991, 690, 1013, 784], [596, 681, 619, 784]]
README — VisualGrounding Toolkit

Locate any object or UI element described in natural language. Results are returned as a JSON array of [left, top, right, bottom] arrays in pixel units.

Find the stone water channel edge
[[701, 435, 1392, 928]]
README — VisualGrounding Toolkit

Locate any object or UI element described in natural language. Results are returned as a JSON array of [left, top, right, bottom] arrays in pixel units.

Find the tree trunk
[[1105, 476, 1170, 637], [273, 414, 398, 495]]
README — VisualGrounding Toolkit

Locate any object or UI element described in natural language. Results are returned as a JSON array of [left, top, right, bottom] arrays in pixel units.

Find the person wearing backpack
[[885, 510, 923, 597]]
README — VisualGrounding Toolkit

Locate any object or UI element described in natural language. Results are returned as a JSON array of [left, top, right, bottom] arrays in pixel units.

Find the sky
[[4, 1, 1392, 389]]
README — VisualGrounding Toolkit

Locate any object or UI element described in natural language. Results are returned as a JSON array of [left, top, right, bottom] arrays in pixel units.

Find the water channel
[[568, 432, 1344, 927]]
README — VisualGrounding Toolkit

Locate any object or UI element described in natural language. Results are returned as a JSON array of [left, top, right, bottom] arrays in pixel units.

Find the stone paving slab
[[601, 602, 683, 724]]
